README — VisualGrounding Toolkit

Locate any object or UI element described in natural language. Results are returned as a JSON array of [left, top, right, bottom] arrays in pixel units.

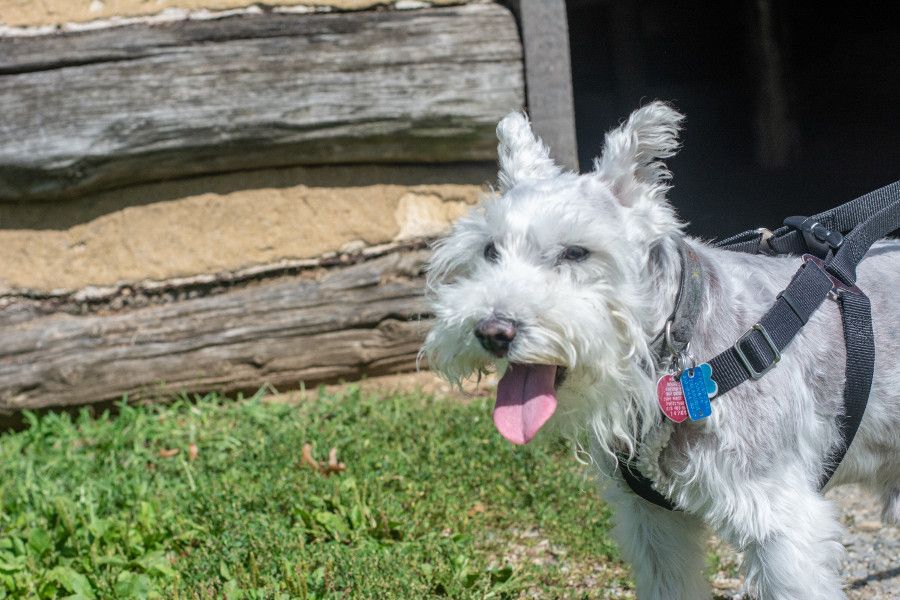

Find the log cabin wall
[[0, 1, 566, 415]]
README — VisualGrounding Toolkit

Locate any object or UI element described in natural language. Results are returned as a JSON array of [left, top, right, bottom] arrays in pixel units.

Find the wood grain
[[0, 4, 523, 201], [0, 251, 433, 414]]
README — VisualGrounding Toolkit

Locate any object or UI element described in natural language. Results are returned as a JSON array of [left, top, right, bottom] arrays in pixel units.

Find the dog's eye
[[484, 241, 500, 263], [560, 245, 590, 262]]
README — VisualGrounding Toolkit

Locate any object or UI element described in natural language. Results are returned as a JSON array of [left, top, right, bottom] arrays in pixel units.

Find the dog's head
[[423, 102, 686, 450]]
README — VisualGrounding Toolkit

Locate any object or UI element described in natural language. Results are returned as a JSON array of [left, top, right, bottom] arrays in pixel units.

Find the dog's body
[[423, 103, 900, 600]]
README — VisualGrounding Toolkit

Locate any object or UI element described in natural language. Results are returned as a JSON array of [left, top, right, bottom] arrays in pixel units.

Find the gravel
[[830, 484, 900, 599]]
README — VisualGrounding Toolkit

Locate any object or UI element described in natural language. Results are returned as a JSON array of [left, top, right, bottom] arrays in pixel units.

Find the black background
[[566, 0, 899, 240]]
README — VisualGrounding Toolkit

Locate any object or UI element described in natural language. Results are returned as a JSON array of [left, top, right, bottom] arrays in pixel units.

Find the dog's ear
[[594, 102, 684, 207], [496, 112, 562, 193]]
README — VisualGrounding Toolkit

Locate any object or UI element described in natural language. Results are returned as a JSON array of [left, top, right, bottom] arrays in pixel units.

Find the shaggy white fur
[[423, 102, 900, 600]]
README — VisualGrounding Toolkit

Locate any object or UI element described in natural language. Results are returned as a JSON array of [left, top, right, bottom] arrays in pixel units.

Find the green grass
[[0, 388, 632, 599]]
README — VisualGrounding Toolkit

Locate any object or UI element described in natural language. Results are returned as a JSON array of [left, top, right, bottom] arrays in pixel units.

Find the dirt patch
[[480, 527, 635, 599], [267, 370, 499, 404]]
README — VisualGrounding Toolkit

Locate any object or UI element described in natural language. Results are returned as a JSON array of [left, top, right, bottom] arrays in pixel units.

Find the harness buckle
[[802, 254, 864, 297], [783, 215, 844, 258], [734, 324, 780, 379], [756, 228, 776, 255]]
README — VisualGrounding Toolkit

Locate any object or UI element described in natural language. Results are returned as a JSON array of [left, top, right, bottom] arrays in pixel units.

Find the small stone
[[856, 520, 882, 532]]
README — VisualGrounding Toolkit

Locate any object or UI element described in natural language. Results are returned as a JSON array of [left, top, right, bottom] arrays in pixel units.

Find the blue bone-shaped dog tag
[[680, 363, 717, 421]]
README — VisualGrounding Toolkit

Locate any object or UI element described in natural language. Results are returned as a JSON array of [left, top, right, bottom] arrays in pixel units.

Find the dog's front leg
[[604, 479, 712, 600], [701, 467, 846, 600]]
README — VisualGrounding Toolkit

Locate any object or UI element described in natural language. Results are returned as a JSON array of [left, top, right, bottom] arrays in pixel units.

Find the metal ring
[[677, 351, 697, 375], [664, 320, 675, 355]]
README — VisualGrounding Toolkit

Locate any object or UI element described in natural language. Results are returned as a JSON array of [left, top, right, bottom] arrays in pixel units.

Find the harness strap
[[827, 190, 900, 285], [715, 180, 900, 258], [820, 291, 874, 488], [619, 460, 674, 511], [619, 180, 899, 510], [707, 261, 833, 396]]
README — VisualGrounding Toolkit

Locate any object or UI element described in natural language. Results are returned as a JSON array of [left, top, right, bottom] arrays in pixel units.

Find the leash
[[620, 180, 900, 511]]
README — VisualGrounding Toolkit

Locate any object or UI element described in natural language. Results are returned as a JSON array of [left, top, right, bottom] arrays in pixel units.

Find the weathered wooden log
[[0, 250, 432, 415], [0, 4, 523, 201]]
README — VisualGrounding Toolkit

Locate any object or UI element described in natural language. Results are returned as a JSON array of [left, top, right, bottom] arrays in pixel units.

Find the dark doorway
[[566, 0, 900, 240]]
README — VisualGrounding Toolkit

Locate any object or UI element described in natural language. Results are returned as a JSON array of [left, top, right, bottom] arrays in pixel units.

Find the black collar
[[648, 241, 705, 362]]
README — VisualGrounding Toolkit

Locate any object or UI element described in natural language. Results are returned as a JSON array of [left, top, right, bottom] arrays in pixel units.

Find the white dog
[[423, 102, 899, 600]]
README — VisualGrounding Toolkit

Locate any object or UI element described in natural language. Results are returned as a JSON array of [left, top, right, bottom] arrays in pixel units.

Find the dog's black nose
[[474, 316, 517, 357]]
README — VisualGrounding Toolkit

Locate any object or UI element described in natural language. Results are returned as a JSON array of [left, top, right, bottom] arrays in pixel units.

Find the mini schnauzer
[[423, 102, 899, 600]]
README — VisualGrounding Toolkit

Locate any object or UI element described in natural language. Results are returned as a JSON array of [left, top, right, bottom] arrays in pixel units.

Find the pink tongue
[[493, 364, 558, 445]]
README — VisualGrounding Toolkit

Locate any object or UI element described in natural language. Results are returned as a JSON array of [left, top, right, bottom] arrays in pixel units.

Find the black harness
[[621, 180, 900, 511]]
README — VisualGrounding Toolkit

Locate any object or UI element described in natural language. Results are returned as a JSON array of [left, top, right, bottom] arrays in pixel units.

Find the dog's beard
[[425, 309, 661, 460]]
